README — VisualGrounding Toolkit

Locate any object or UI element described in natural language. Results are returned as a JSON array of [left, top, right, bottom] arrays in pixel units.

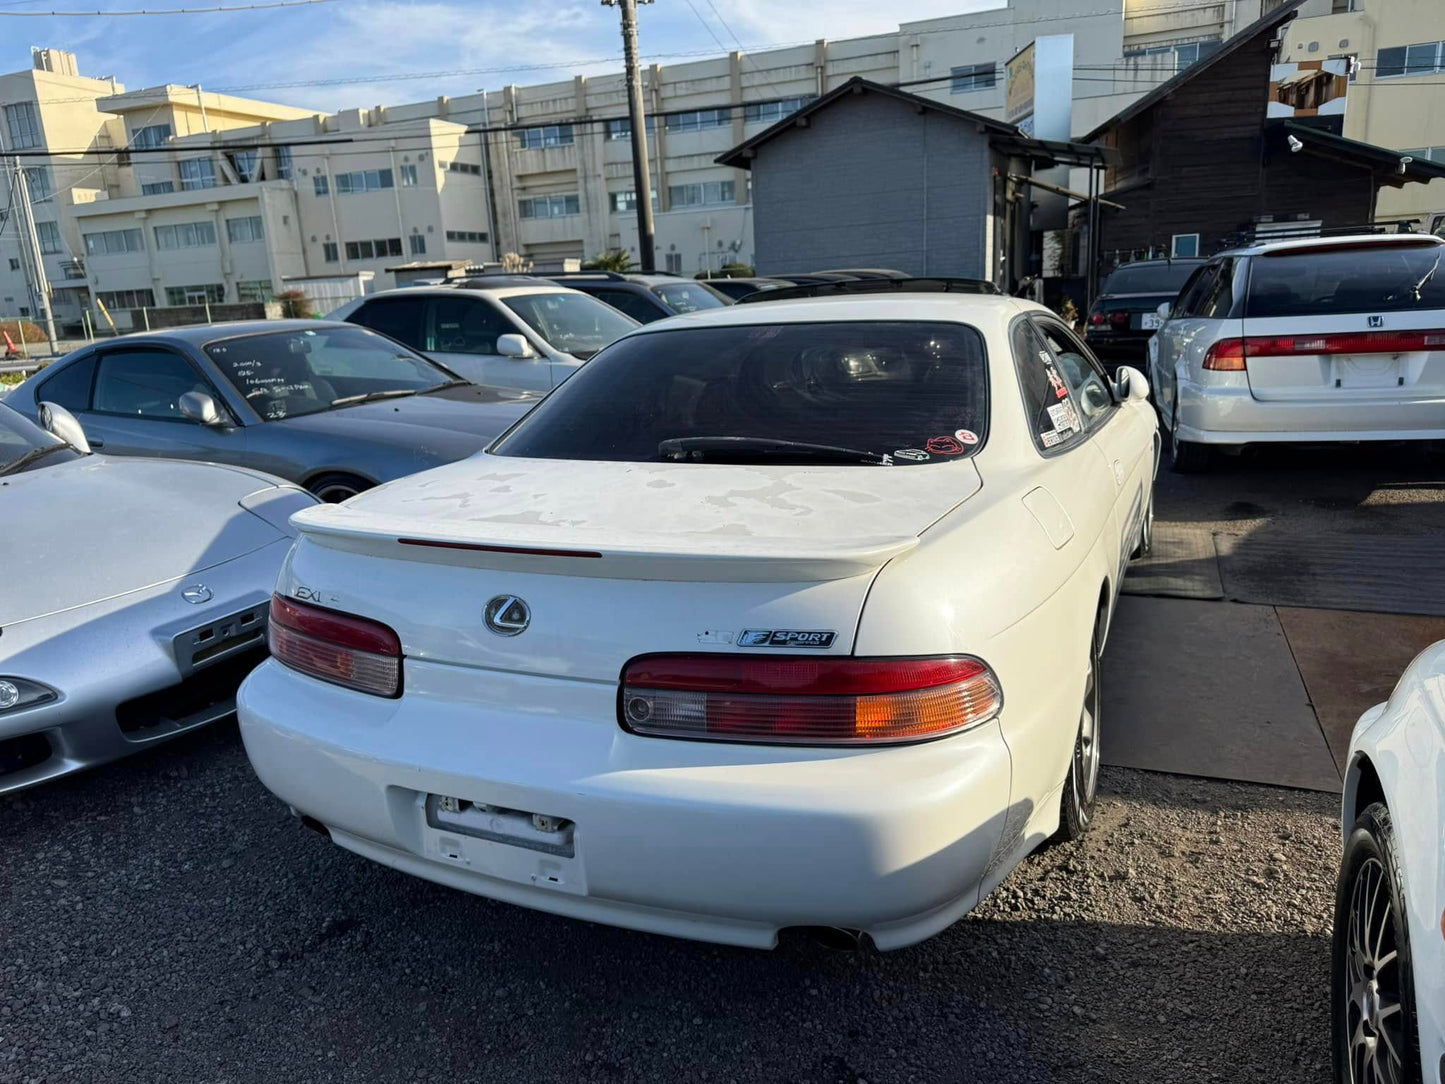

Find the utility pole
[[0, 130, 58, 356], [602, 0, 656, 271]]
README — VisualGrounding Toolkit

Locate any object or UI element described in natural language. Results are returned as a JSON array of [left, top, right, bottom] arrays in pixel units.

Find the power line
[[0, 0, 334, 13]]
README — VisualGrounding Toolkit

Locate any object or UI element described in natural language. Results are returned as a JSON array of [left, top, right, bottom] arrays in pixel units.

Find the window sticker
[[1046, 402, 1079, 434], [1045, 366, 1068, 400], [954, 428, 979, 445], [925, 435, 964, 456], [1040, 428, 1066, 448], [893, 448, 930, 462]]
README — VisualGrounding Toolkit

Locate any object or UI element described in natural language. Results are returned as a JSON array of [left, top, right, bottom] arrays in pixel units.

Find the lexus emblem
[[1368, 314, 1384, 328], [180, 584, 213, 605], [484, 595, 530, 636]]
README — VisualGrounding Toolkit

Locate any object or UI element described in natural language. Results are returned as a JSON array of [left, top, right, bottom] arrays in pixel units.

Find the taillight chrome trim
[[617, 653, 1003, 747]]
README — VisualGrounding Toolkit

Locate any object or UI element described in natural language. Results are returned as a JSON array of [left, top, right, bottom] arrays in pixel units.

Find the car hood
[[291, 453, 984, 582], [271, 384, 538, 450], [0, 456, 287, 626]]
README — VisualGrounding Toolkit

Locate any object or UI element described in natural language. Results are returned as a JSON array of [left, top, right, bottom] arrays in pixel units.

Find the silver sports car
[[7, 320, 537, 502], [0, 400, 316, 794]]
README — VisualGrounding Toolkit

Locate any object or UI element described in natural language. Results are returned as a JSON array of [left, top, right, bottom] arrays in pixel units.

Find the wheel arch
[[1343, 752, 1388, 843]]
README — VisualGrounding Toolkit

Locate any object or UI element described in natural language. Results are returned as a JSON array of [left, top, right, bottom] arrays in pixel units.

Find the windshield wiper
[[658, 436, 891, 465], [330, 388, 421, 408], [0, 443, 70, 477], [417, 379, 471, 393]]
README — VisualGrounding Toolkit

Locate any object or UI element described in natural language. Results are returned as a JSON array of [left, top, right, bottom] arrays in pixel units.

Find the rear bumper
[[1176, 379, 1445, 445], [237, 658, 1015, 950]]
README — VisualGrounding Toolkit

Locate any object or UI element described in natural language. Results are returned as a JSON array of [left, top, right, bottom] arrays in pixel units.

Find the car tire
[[306, 472, 372, 503], [1169, 406, 1211, 474], [1332, 802, 1420, 1084], [1054, 614, 1102, 843], [1131, 488, 1155, 560]]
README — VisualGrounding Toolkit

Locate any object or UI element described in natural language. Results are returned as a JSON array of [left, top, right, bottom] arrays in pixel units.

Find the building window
[[275, 146, 293, 180], [141, 181, 175, 195], [165, 283, 226, 306], [665, 252, 682, 274], [605, 117, 654, 140], [7, 258, 18, 271], [664, 108, 731, 133], [1124, 38, 1222, 70], [226, 215, 264, 244], [516, 124, 574, 149], [35, 220, 63, 255], [1171, 233, 1200, 258], [950, 64, 997, 93], [343, 238, 403, 260], [518, 194, 581, 219], [1376, 41, 1444, 79], [237, 280, 272, 303], [667, 180, 735, 208], [334, 168, 394, 194], [154, 221, 218, 250], [742, 96, 813, 123], [178, 157, 218, 190], [409, 234, 426, 255], [400, 163, 419, 186], [84, 228, 144, 256], [97, 288, 155, 309], [322, 241, 339, 263], [131, 123, 172, 149], [447, 161, 482, 175], [608, 188, 658, 213], [228, 150, 261, 182], [4, 102, 42, 150], [23, 167, 52, 202], [444, 229, 488, 243], [313, 174, 330, 197]]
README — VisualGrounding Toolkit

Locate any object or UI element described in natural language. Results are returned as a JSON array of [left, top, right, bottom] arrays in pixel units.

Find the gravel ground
[[1, 726, 1340, 1084]]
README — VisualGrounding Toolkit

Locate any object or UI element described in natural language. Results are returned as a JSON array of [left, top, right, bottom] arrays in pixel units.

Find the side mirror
[[1156, 301, 1172, 321], [496, 333, 536, 360], [178, 390, 225, 426], [1115, 365, 1151, 403], [38, 401, 91, 455]]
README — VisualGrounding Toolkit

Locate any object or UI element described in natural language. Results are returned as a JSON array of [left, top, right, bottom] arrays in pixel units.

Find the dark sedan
[[1084, 258, 1204, 366], [8, 320, 537, 501]]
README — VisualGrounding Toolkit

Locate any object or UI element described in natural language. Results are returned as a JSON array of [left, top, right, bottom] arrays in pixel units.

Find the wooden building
[[1082, 0, 1445, 271]]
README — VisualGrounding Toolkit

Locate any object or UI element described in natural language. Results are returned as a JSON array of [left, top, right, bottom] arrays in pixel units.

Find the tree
[[583, 249, 635, 272]]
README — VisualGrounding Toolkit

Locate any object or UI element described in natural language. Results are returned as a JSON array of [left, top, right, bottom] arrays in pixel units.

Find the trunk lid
[[284, 454, 983, 680]]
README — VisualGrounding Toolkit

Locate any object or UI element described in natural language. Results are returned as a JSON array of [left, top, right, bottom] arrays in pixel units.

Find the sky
[[1, 0, 1002, 113]]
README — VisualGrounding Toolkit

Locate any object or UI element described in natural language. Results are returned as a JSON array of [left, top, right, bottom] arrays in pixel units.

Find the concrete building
[[1, 2, 1282, 329], [1281, 0, 1445, 225]]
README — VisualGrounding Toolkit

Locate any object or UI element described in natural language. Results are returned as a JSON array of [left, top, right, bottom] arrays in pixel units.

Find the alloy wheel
[[1344, 856, 1405, 1083], [1072, 648, 1101, 809]]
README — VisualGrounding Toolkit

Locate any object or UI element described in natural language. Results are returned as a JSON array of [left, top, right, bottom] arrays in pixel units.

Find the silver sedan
[[0, 401, 315, 794], [6, 321, 538, 502]]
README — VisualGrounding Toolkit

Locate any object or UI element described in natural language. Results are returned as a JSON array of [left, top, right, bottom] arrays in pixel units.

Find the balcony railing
[[60, 260, 86, 280]]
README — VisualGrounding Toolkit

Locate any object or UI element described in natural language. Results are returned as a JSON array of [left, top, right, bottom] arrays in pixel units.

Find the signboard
[[1006, 41, 1036, 132], [1267, 58, 1351, 132]]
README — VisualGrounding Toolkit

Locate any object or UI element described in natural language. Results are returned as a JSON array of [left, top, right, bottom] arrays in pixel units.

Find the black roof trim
[[1275, 121, 1445, 185], [1080, 0, 1306, 143]]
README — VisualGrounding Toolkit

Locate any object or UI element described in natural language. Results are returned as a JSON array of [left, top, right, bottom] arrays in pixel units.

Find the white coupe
[[1334, 639, 1445, 1083], [238, 288, 1159, 949]]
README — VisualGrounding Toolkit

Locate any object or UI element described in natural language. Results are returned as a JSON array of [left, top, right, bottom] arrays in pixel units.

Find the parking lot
[[5, 442, 1440, 1084]]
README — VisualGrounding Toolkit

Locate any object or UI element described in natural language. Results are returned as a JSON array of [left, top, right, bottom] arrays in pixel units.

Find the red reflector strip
[[269, 594, 402, 697], [398, 538, 603, 559], [1241, 330, 1445, 357], [620, 654, 1000, 746]]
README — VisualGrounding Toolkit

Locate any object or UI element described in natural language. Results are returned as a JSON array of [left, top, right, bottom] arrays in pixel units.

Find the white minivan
[[1148, 234, 1445, 471]]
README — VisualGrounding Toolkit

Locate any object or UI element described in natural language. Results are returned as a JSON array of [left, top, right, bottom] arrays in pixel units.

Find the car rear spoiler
[[737, 277, 1002, 303]]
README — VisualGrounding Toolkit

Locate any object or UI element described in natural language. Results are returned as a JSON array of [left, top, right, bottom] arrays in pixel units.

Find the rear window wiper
[[658, 436, 891, 465], [330, 388, 421, 407]]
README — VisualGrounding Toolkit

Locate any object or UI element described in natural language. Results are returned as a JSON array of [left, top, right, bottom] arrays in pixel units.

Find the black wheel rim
[[1072, 649, 1100, 809], [1345, 855, 1405, 1083]]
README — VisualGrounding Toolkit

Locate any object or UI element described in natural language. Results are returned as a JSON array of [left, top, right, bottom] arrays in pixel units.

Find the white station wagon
[[238, 285, 1158, 949]]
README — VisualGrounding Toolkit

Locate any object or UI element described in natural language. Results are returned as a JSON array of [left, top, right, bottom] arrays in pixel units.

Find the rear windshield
[[491, 321, 989, 465], [1246, 243, 1445, 317], [1102, 262, 1202, 295], [654, 282, 728, 313]]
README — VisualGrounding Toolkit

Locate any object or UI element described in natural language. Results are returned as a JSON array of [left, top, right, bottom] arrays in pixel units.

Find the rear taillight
[[269, 593, 402, 698], [1242, 329, 1445, 356], [619, 655, 1001, 746], [1088, 311, 1106, 326], [1109, 311, 1129, 327], [1203, 338, 1247, 371]]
